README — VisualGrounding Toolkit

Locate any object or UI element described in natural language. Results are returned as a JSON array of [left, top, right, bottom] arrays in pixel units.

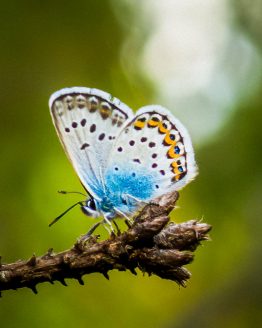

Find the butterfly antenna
[[49, 201, 84, 227], [58, 190, 87, 197]]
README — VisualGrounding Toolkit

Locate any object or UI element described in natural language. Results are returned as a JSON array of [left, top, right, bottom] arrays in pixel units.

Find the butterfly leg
[[102, 214, 116, 236], [114, 207, 133, 225], [123, 193, 156, 208], [124, 193, 146, 205], [81, 216, 116, 239], [124, 219, 132, 229], [112, 220, 121, 235], [129, 194, 158, 207], [80, 220, 103, 240]]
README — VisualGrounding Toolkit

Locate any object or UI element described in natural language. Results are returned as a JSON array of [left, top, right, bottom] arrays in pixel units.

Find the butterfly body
[[49, 87, 197, 224], [81, 167, 156, 219]]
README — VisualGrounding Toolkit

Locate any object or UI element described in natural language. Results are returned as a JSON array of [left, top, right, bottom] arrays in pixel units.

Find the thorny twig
[[0, 192, 211, 296]]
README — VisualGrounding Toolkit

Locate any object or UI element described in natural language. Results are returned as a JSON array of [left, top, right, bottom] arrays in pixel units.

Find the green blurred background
[[0, 1, 261, 327]]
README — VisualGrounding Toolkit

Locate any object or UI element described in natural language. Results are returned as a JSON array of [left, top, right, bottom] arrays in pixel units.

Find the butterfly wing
[[49, 87, 134, 199], [105, 105, 197, 212]]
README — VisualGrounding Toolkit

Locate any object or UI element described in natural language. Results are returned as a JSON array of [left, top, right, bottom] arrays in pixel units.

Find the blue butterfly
[[49, 87, 197, 232]]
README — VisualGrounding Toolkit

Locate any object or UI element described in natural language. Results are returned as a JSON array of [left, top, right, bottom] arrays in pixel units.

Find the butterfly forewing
[[49, 87, 134, 198]]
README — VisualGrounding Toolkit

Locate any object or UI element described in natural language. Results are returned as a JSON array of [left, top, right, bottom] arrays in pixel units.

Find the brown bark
[[0, 191, 211, 296]]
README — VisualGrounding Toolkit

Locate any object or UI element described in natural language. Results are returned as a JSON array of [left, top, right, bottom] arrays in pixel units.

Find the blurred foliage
[[0, 1, 261, 328], [235, 0, 262, 48]]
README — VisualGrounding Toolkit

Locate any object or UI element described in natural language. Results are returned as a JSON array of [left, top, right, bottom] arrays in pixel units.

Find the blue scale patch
[[98, 166, 157, 214]]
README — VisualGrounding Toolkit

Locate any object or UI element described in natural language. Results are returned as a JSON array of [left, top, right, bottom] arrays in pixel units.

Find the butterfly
[[49, 87, 197, 232]]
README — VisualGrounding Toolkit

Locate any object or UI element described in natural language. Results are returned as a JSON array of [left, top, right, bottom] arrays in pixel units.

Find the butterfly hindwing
[[49, 87, 134, 198], [105, 105, 197, 205]]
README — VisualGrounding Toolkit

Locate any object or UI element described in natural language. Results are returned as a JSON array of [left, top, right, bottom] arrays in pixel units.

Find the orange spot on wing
[[147, 120, 160, 128], [167, 145, 181, 159], [159, 123, 168, 134], [100, 108, 111, 119], [164, 133, 177, 146], [171, 162, 182, 181], [134, 120, 146, 129]]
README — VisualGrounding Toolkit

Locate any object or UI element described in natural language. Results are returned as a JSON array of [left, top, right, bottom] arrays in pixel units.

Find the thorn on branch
[[43, 273, 53, 284], [29, 284, 38, 294], [58, 278, 67, 287], [42, 248, 54, 259], [102, 272, 110, 280], [129, 267, 137, 275], [27, 254, 37, 266], [76, 276, 85, 285]]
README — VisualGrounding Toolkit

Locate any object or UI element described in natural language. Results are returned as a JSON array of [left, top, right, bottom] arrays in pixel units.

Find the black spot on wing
[[81, 119, 87, 127], [98, 133, 105, 141], [81, 143, 90, 150], [90, 124, 96, 133]]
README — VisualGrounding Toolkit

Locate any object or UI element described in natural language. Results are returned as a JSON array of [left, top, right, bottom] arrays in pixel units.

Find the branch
[[0, 192, 211, 296]]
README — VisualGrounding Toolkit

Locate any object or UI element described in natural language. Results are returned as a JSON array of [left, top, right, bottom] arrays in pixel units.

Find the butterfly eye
[[87, 198, 97, 211]]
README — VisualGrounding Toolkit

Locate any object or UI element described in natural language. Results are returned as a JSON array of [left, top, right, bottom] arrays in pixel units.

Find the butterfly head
[[81, 197, 116, 220], [81, 198, 100, 218]]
